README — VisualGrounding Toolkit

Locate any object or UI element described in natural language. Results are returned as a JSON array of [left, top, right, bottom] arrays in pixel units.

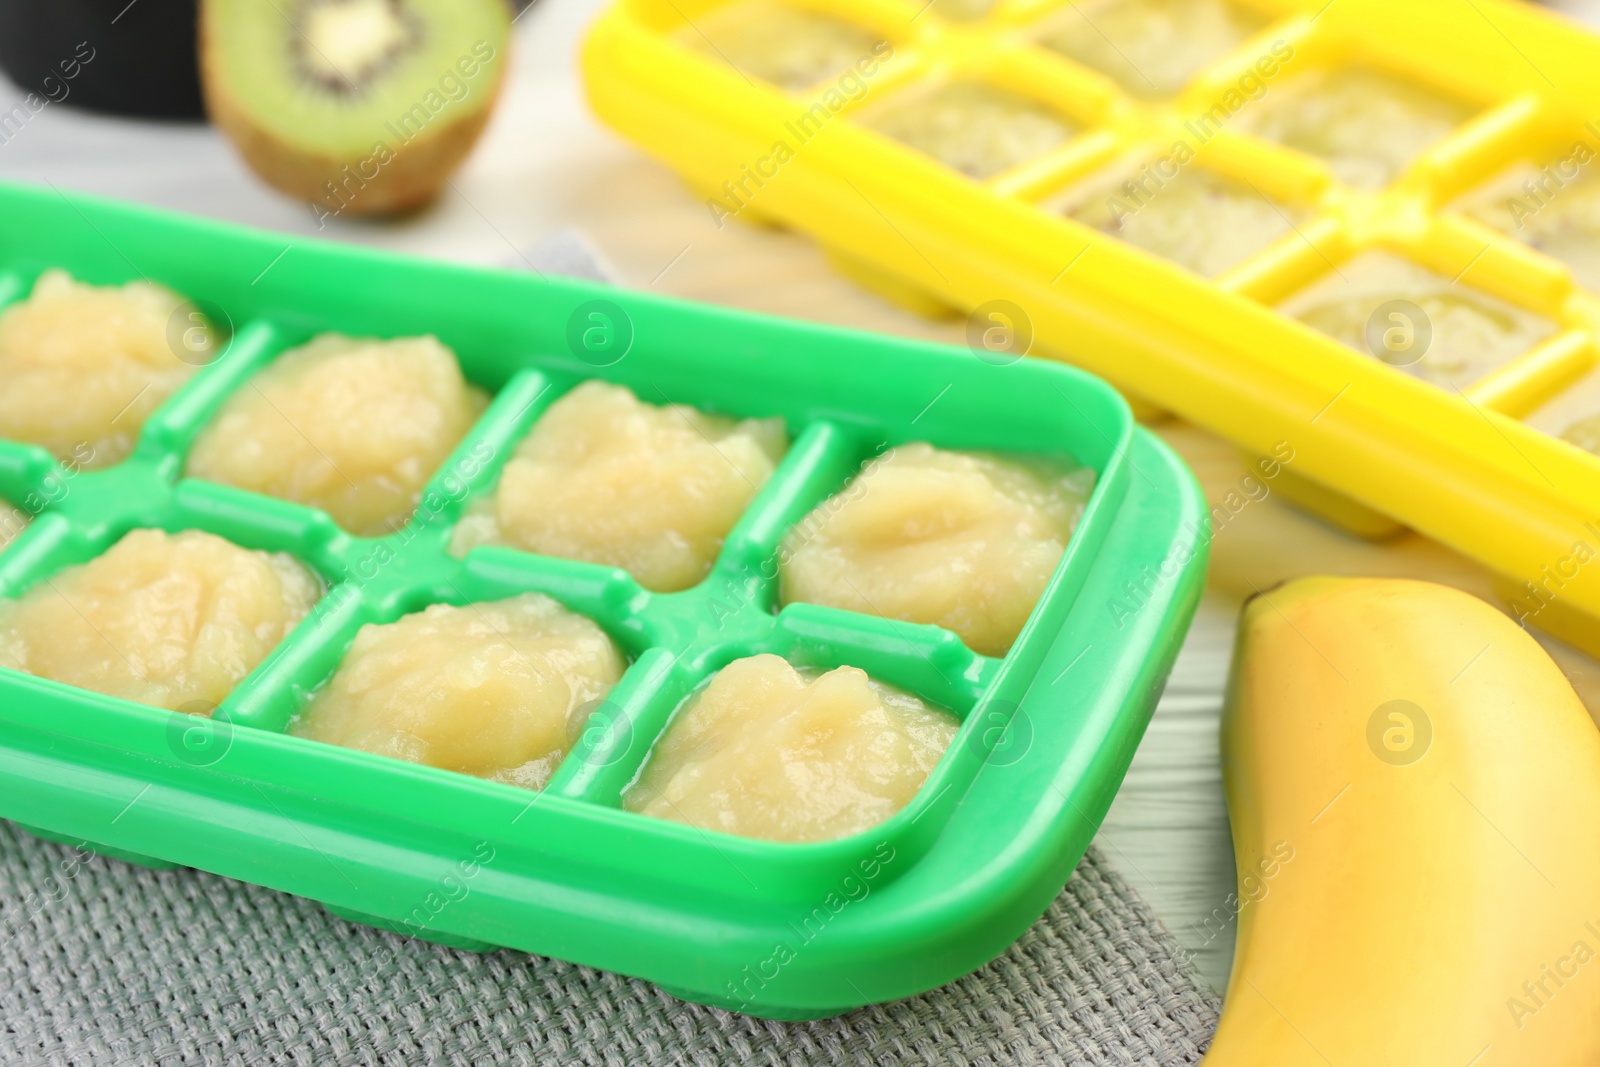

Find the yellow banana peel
[[1208, 576, 1600, 1066]]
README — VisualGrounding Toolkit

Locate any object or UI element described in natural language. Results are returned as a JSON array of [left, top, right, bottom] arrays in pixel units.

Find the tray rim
[[0, 180, 1210, 1017]]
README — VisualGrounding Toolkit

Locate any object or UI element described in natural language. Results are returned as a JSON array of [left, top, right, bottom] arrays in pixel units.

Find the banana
[[1206, 576, 1600, 1066]]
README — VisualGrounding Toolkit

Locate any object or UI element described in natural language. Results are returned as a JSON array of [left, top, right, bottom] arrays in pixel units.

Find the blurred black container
[[0, 0, 539, 123], [0, 0, 205, 120]]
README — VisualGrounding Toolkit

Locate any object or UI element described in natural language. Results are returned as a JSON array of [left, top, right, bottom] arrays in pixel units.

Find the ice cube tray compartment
[[0, 182, 1207, 1018], [585, 0, 1600, 654], [0, 306, 991, 808]]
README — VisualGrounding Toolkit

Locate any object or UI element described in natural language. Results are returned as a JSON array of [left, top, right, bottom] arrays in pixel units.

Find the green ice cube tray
[[0, 181, 1206, 1019]]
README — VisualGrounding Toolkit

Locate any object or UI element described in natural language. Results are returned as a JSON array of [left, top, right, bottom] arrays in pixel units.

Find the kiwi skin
[[199, 0, 510, 217]]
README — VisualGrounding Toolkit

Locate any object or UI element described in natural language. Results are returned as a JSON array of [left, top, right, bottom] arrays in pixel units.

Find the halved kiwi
[[201, 0, 510, 218]]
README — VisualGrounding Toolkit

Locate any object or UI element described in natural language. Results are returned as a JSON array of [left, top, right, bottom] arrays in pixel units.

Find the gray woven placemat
[[0, 821, 1218, 1066]]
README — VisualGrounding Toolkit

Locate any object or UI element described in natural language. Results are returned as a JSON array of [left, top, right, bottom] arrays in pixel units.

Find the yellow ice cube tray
[[583, 0, 1600, 651]]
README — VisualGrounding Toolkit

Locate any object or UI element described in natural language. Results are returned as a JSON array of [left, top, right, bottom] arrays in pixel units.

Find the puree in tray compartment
[[0, 501, 26, 555], [292, 594, 625, 790], [0, 269, 205, 469], [1519, 364, 1600, 455], [926, 0, 995, 20], [623, 654, 958, 843], [1237, 66, 1474, 189], [1059, 158, 1303, 276], [0, 529, 320, 712], [1277, 250, 1558, 390], [1038, 0, 1265, 100], [1558, 412, 1600, 456], [186, 333, 488, 537], [451, 380, 788, 592], [865, 82, 1078, 180], [687, 2, 887, 93], [1458, 155, 1600, 293], [780, 442, 1094, 658]]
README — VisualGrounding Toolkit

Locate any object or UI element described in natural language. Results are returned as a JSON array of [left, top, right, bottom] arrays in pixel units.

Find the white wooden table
[[4, 0, 1598, 993]]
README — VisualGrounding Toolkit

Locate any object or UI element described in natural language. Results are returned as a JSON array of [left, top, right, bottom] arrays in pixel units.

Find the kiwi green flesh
[[205, 0, 509, 155]]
